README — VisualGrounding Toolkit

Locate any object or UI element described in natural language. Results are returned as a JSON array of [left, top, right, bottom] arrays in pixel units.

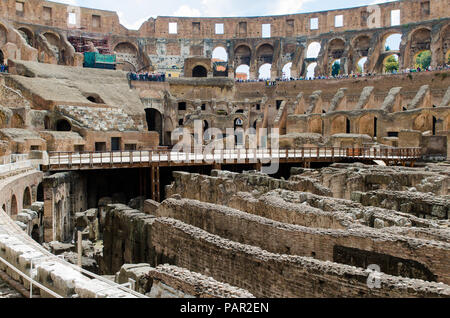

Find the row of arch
[[223, 24, 449, 80], [306, 113, 449, 137]]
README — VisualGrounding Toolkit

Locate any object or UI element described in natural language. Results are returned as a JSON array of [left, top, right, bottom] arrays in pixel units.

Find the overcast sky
[[55, 0, 397, 30]]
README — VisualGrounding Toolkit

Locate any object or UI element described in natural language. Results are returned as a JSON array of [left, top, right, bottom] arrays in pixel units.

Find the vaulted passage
[[192, 65, 207, 77]]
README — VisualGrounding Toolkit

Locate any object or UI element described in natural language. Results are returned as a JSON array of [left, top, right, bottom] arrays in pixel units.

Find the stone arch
[[356, 57, 368, 73], [330, 115, 350, 135], [327, 38, 346, 75], [0, 24, 8, 47], [18, 27, 34, 47], [114, 42, 139, 72], [43, 31, 60, 46], [383, 32, 402, 51], [353, 35, 371, 57], [10, 195, 17, 216], [328, 38, 346, 60], [234, 44, 252, 66], [282, 62, 292, 79], [56, 119, 71, 132], [192, 65, 208, 77], [359, 114, 377, 137], [145, 108, 162, 144], [11, 114, 24, 128], [383, 53, 400, 74], [408, 27, 431, 67], [413, 113, 433, 133], [212, 46, 228, 77], [23, 187, 31, 209], [306, 62, 317, 79], [258, 63, 272, 80], [235, 64, 250, 80], [212, 46, 228, 61], [306, 42, 321, 59], [308, 117, 323, 135], [256, 43, 274, 67], [441, 24, 450, 64]]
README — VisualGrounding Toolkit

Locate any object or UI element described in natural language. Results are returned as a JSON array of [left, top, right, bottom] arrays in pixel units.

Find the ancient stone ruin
[[0, 0, 448, 300]]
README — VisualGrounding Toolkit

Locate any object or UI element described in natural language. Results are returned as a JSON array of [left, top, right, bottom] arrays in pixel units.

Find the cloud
[[173, 5, 202, 17], [271, 0, 314, 15]]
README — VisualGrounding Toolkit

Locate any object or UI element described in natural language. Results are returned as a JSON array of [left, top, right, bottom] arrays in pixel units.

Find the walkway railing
[[0, 154, 32, 176], [47, 147, 422, 170]]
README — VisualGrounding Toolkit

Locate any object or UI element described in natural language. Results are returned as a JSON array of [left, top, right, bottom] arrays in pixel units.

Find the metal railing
[[0, 254, 63, 298], [47, 147, 422, 169]]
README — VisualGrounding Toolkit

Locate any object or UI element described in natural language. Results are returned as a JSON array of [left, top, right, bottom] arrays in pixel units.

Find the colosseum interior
[[0, 0, 449, 302]]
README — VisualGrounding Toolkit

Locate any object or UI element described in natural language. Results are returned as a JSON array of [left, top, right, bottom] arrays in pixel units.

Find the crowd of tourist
[[235, 63, 450, 84], [127, 71, 167, 82]]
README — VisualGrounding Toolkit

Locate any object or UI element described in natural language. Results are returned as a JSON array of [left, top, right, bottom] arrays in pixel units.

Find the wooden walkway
[[45, 147, 422, 171]]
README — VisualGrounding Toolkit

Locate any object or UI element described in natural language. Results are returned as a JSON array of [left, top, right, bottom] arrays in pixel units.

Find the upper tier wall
[[1, 0, 448, 38]]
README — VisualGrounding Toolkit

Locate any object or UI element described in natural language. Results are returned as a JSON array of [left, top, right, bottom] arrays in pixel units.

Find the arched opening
[[0, 49, 4, 65], [37, 183, 44, 202], [306, 42, 321, 59], [234, 118, 244, 146], [384, 33, 402, 52], [353, 35, 370, 58], [43, 32, 60, 60], [306, 62, 317, 79], [235, 64, 250, 80], [10, 195, 17, 216], [410, 28, 431, 68], [23, 187, 31, 209], [203, 120, 210, 140], [258, 63, 272, 80], [11, 114, 24, 128], [331, 115, 349, 135], [85, 94, 104, 104], [356, 57, 368, 73], [192, 65, 207, 78], [383, 54, 399, 74], [18, 27, 34, 47], [414, 50, 432, 70], [257, 44, 274, 69], [44, 116, 51, 130], [56, 119, 71, 132], [212, 47, 228, 77], [114, 42, 138, 72], [359, 114, 377, 137], [234, 45, 251, 69], [331, 59, 341, 76], [432, 116, 437, 136], [328, 38, 345, 73], [1, 204, 6, 212], [282, 63, 292, 79], [145, 108, 162, 144]]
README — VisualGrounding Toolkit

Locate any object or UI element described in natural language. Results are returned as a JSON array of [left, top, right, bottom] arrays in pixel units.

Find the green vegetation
[[384, 55, 399, 73], [415, 50, 431, 69], [331, 61, 341, 76]]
